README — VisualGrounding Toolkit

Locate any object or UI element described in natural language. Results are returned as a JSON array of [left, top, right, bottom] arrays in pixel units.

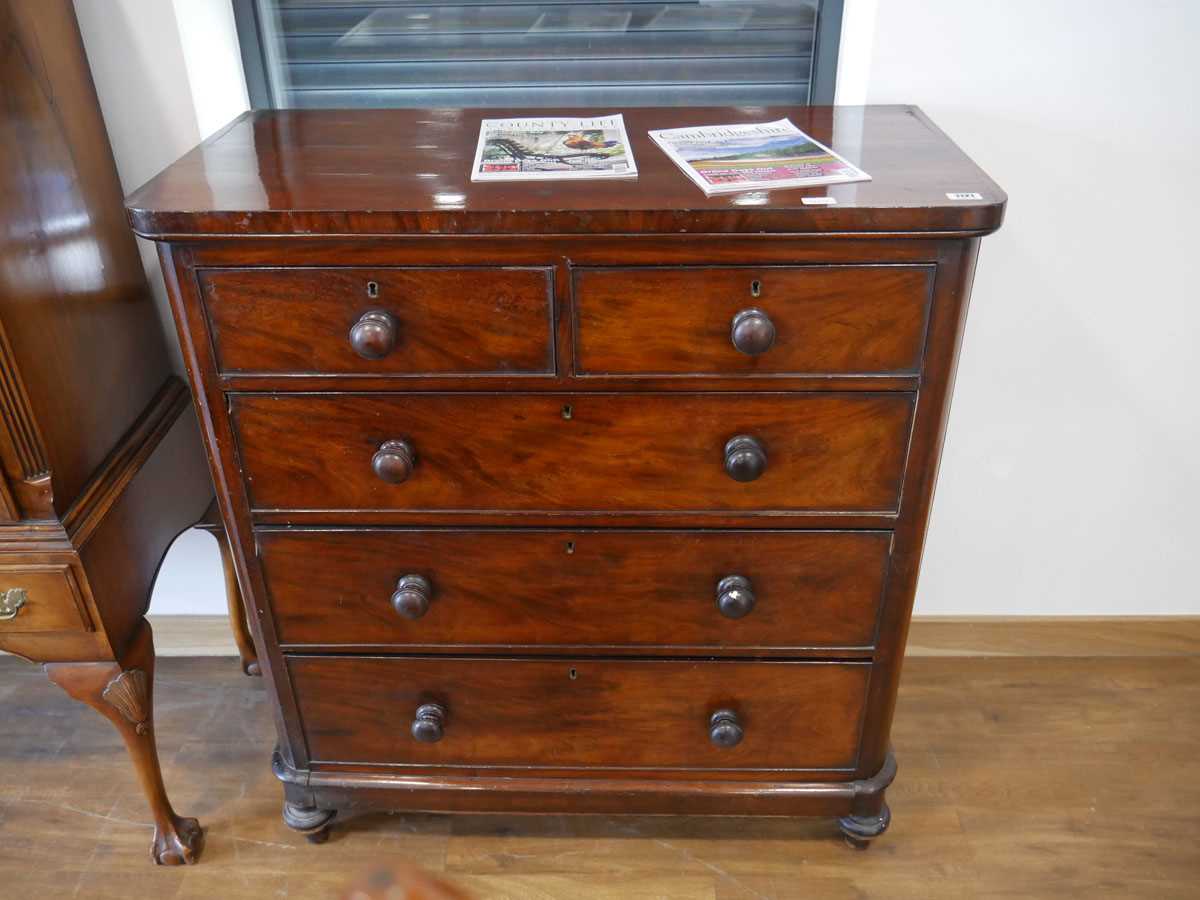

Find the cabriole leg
[[44, 620, 202, 865], [213, 524, 260, 676]]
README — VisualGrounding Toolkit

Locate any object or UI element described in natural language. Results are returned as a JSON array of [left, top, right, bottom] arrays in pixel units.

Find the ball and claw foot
[[153, 814, 203, 865], [838, 802, 891, 851], [283, 801, 336, 845]]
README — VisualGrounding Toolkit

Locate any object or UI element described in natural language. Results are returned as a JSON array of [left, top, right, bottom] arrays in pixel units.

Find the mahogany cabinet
[[128, 105, 1004, 848], [0, 0, 214, 864]]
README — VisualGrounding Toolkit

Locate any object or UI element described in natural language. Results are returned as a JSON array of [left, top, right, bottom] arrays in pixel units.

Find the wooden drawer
[[199, 267, 554, 375], [573, 265, 933, 376], [0, 563, 90, 633], [261, 529, 889, 650], [232, 392, 914, 514], [289, 656, 870, 771]]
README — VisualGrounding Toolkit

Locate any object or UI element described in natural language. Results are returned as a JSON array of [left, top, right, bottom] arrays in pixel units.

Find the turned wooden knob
[[372, 439, 415, 484], [709, 709, 744, 748], [715, 575, 755, 619], [349, 310, 397, 359], [730, 308, 775, 355], [411, 702, 446, 743], [723, 435, 766, 482], [391, 574, 432, 619]]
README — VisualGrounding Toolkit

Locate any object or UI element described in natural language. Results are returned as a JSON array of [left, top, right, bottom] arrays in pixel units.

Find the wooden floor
[[1, 651, 1197, 899]]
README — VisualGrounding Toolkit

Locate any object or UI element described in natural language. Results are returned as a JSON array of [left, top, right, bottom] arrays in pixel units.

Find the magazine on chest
[[648, 118, 870, 195], [471, 114, 637, 181]]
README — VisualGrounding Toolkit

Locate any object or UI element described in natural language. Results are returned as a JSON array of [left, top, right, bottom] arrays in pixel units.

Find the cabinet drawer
[[573, 265, 933, 376], [232, 392, 913, 514], [261, 529, 889, 650], [0, 563, 90, 633], [199, 267, 554, 376], [289, 656, 869, 771]]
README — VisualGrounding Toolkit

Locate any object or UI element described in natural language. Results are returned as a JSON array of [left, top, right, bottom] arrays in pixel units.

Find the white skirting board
[[146, 615, 1200, 659]]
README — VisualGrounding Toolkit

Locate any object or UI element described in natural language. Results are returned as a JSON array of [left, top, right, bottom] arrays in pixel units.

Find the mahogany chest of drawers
[[128, 105, 1004, 848]]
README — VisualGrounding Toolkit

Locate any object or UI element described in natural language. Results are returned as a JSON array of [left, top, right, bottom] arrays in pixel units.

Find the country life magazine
[[648, 118, 869, 195], [471, 115, 637, 181]]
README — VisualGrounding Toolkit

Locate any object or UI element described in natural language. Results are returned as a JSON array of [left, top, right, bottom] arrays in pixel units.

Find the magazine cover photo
[[472, 114, 637, 181], [649, 118, 869, 195]]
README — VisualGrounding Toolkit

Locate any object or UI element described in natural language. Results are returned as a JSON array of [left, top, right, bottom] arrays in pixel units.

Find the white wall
[[75, 0, 249, 615], [838, 0, 1200, 614], [72, 1, 1199, 617]]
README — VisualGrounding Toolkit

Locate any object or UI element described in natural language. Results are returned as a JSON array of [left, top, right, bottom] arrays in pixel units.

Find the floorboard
[[1, 653, 1196, 898]]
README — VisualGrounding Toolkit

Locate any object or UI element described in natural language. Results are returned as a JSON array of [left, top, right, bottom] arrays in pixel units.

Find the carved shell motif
[[102, 669, 150, 734]]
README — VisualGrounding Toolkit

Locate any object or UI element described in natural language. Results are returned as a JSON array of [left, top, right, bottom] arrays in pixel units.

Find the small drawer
[[233, 392, 913, 514], [289, 656, 870, 771], [0, 563, 90, 633], [199, 266, 554, 376], [261, 528, 889, 650], [573, 265, 933, 376]]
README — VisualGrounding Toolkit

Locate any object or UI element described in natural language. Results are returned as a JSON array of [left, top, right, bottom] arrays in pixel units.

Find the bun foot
[[283, 800, 336, 843], [838, 802, 891, 850], [153, 814, 203, 865]]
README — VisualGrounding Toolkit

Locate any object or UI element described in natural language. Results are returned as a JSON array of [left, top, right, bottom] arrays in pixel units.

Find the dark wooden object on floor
[[196, 501, 259, 677], [0, 0, 212, 865], [128, 105, 1005, 849]]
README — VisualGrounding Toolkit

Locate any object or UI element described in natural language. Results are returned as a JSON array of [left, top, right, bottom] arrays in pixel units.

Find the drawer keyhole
[[561, 404, 573, 420], [750, 279, 762, 298], [366, 280, 380, 298], [565, 541, 575, 554], [568, 667, 578, 680]]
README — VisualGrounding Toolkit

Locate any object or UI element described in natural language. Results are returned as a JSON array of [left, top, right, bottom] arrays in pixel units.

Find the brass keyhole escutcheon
[[750, 279, 762, 298], [366, 280, 380, 298]]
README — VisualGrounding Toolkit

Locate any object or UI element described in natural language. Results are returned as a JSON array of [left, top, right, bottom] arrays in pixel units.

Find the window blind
[[238, 0, 839, 109]]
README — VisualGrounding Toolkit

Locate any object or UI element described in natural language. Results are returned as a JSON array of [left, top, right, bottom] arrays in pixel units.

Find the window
[[233, 0, 843, 109]]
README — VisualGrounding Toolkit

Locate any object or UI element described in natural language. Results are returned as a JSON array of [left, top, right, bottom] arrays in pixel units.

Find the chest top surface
[[126, 105, 1004, 239]]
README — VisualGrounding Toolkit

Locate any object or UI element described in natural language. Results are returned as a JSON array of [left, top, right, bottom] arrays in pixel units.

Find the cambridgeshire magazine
[[648, 118, 869, 195]]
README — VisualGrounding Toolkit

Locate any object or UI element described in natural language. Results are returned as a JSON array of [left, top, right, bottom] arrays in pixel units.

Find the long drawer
[[289, 655, 870, 771], [260, 528, 890, 650], [232, 392, 914, 513], [574, 264, 933, 376], [199, 266, 555, 376]]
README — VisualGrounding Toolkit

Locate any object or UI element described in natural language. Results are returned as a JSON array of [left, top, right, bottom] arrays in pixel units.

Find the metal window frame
[[810, 0, 845, 105], [231, 0, 844, 110], [231, 0, 272, 109]]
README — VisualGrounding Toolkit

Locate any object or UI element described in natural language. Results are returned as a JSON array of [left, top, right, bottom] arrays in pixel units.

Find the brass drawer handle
[[411, 702, 446, 743], [709, 709, 744, 748], [391, 574, 432, 619], [0, 588, 27, 621], [730, 308, 776, 355], [349, 310, 397, 360], [715, 575, 755, 619], [372, 438, 416, 484], [723, 435, 766, 482]]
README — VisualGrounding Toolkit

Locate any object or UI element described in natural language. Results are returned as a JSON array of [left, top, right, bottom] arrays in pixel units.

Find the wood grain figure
[[129, 104, 1004, 849], [0, 0, 215, 864]]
